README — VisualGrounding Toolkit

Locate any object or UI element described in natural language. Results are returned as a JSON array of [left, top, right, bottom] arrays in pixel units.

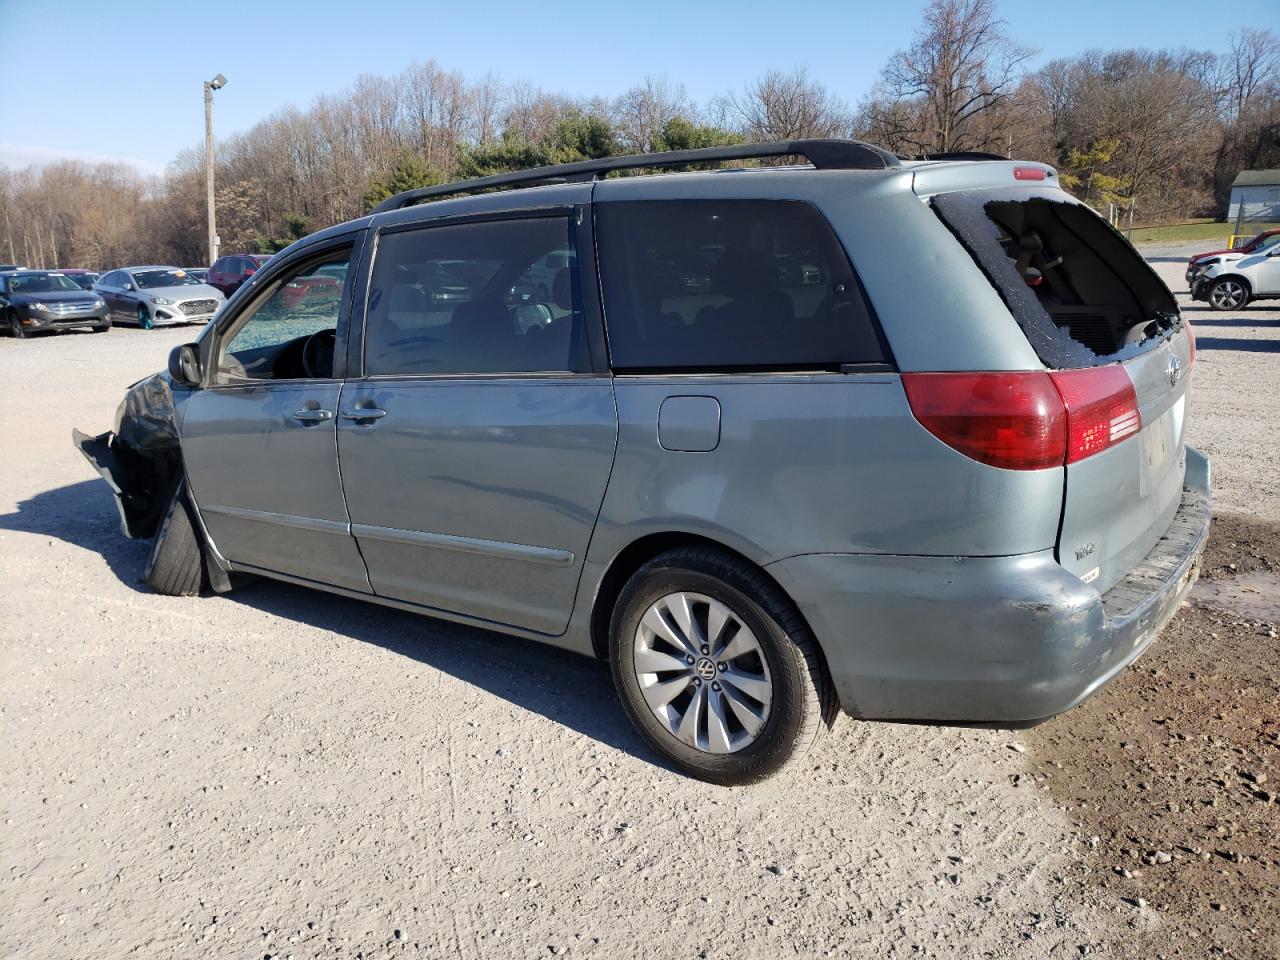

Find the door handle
[[292, 408, 334, 422], [341, 407, 387, 421]]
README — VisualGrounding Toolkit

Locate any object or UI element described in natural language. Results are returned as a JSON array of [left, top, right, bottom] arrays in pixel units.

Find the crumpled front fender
[[74, 371, 185, 538]]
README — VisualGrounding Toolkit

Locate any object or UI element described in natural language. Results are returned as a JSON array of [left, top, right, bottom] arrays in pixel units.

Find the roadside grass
[[1127, 220, 1280, 246]]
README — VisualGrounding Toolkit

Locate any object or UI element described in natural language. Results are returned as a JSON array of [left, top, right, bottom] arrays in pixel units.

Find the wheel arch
[[586, 531, 828, 680], [1211, 273, 1253, 295]]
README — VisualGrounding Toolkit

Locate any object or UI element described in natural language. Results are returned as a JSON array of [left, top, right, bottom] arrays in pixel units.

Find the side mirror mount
[[168, 343, 201, 387], [123, 282, 134, 291]]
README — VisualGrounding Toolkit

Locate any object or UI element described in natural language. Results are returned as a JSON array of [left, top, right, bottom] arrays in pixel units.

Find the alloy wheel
[[1210, 279, 1245, 310], [632, 591, 773, 754]]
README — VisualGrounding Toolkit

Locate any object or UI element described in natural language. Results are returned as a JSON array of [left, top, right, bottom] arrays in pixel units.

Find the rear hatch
[[925, 174, 1192, 593]]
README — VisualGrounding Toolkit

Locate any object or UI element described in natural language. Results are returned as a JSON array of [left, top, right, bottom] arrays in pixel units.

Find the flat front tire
[[609, 546, 835, 785], [144, 480, 206, 596]]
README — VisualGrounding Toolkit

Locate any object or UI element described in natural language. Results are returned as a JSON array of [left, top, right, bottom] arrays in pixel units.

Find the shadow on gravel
[[3, 479, 666, 769], [1143, 256, 1190, 263], [0, 478, 151, 592], [1194, 336, 1280, 353], [227, 577, 666, 770]]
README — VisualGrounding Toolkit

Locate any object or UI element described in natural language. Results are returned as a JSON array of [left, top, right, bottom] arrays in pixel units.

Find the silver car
[[75, 140, 1210, 785], [94, 266, 224, 328]]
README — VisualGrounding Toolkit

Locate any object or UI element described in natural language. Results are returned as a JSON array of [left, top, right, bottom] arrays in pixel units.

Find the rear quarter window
[[596, 199, 889, 371]]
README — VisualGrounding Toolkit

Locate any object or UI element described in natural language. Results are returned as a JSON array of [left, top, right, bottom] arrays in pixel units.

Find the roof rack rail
[[917, 151, 1009, 161], [370, 139, 901, 214]]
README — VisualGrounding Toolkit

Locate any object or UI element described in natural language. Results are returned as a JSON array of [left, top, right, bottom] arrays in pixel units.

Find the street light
[[204, 73, 227, 265]]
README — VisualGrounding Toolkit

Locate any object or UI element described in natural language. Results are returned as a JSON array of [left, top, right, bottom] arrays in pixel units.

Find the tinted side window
[[597, 200, 885, 370], [364, 217, 586, 376]]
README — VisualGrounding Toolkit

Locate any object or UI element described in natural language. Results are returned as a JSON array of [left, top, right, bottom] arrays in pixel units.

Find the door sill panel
[[228, 561, 572, 645]]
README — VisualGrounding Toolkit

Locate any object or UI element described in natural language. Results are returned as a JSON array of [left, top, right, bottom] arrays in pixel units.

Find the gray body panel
[[80, 156, 1211, 729], [767, 450, 1209, 721], [180, 382, 371, 593], [592, 375, 1062, 560], [1057, 332, 1194, 592], [337, 376, 617, 634]]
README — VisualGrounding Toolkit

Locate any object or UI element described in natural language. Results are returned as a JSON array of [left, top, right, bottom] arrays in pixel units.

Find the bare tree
[[612, 76, 693, 152], [721, 68, 851, 141], [865, 0, 1033, 154], [1221, 28, 1280, 121]]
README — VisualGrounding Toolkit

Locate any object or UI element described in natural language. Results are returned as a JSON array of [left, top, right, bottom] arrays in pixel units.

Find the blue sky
[[0, 0, 1265, 174]]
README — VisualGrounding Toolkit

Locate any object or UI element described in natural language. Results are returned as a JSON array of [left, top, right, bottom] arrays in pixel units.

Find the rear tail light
[[1185, 320, 1196, 366], [903, 367, 1142, 470], [1048, 366, 1142, 464], [901, 372, 1066, 470]]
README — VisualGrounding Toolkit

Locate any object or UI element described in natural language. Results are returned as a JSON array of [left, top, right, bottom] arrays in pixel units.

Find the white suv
[[1190, 234, 1280, 310]]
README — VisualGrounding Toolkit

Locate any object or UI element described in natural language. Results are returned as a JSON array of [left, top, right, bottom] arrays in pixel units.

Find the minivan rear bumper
[[766, 447, 1211, 724]]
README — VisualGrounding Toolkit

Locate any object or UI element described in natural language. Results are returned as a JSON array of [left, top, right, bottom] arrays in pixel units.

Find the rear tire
[[1208, 277, 1249, 311], [92, 323, 110, 333], [609, 546, 836, 785], [144, 481, 205, 597]]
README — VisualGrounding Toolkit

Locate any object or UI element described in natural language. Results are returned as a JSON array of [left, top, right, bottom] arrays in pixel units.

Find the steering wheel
[[301, 329, 336, 379]]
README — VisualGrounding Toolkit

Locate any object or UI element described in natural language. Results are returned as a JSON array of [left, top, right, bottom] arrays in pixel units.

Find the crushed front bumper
[[73, 429, 141, 537], [766, 447, 1212, 724]]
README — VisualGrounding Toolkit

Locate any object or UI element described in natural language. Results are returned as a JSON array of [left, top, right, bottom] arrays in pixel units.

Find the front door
[[337, 211, 617, 635], [181, 238, 370, 592]]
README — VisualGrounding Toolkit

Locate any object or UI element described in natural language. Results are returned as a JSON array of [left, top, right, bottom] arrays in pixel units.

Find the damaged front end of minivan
[[73, 371, 187, 539]]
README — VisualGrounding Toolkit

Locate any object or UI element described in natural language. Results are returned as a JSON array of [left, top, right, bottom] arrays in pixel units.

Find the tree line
[[1, 0, 1276, 270]]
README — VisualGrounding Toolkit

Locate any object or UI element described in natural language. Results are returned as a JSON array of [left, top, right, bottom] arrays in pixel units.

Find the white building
[[1228, 170, 1280, 223]]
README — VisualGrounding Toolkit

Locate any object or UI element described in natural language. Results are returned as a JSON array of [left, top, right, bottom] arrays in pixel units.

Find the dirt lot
[[1, 254, 1277, 959]]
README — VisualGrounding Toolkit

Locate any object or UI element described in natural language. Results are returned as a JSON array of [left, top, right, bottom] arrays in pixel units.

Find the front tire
[[1208, 277, 1249, 311], [609, 547, 835, 785], [144, 481, 206, 596], [92, 322, 110, 333], [137, 304, 154, 329], [9, 311, 26, 338]]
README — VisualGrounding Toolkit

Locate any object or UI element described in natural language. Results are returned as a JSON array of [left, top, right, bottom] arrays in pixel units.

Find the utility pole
[[204, 73, 227, 265]]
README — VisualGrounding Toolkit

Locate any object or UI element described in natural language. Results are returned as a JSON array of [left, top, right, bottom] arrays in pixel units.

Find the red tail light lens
[[1048, 366, 1142, 464], [903, 367, 1142, 470], [1185, 320, 1196, 366], [902, 372, 1067, 470]]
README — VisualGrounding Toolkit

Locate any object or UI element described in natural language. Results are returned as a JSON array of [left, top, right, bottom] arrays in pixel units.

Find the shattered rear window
[[932, 190, 1179, 368]]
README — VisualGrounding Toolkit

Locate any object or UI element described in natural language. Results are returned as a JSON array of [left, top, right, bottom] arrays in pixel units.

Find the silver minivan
[[76, 140, 1210, 784]]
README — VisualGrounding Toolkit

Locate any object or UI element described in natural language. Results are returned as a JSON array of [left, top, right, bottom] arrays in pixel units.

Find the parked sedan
[[56, 269, 102, 290], [183, 267, 210, 283], [94, 267, 224, 328], [1, 270, 110, 337]]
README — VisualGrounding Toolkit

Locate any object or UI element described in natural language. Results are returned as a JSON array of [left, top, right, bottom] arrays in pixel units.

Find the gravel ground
[[1, 250, 1277, 959]]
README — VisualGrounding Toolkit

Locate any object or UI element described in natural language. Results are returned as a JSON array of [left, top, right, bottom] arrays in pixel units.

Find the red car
[[280, 272, 342, 310], [1185, 229, 1280, 283], [207, 254, 271, 297]]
